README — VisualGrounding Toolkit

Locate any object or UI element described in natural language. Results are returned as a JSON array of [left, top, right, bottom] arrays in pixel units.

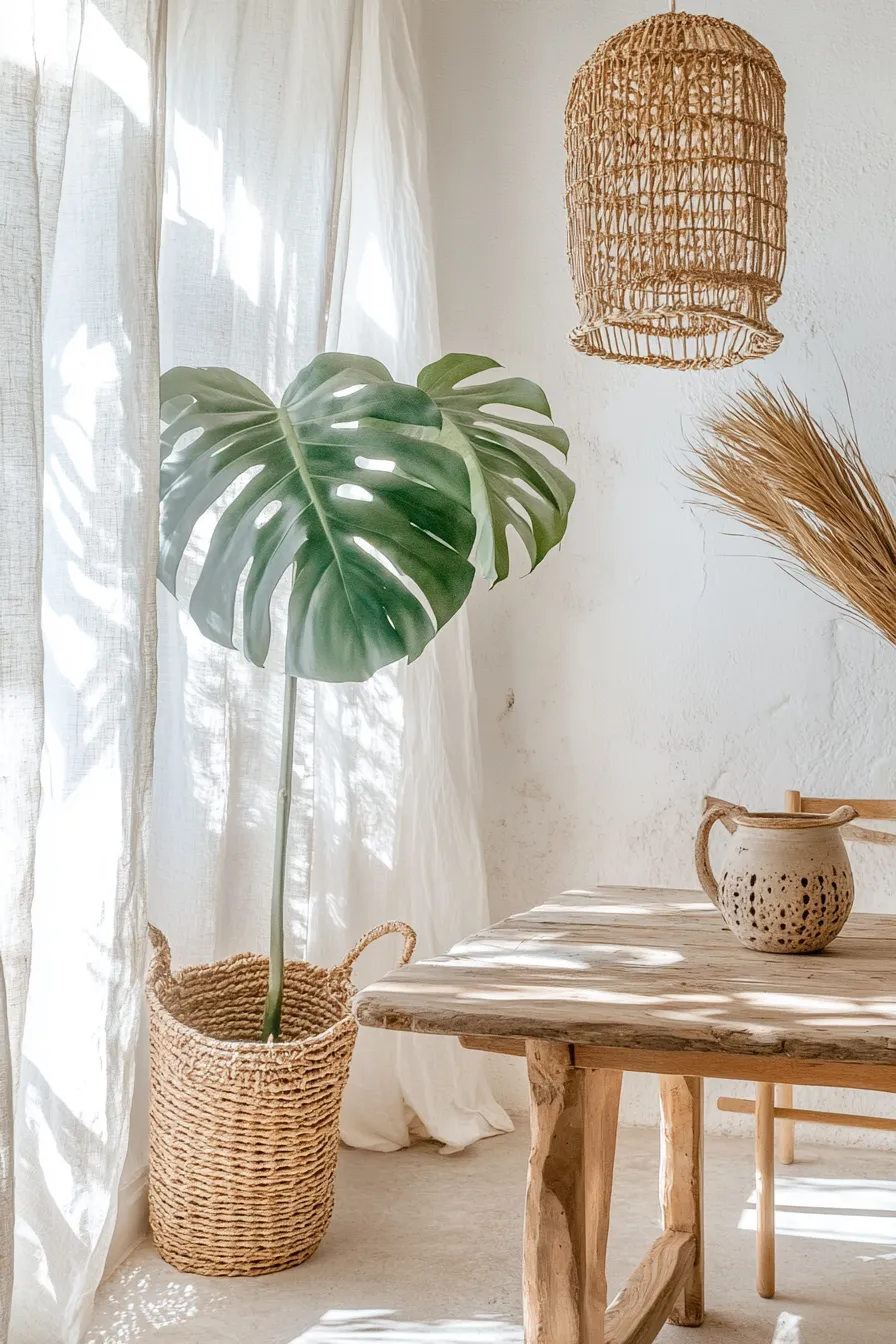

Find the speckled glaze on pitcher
[[695, 803, 858, 953]]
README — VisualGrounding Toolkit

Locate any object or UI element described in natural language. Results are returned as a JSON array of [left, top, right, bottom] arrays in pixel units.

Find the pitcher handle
[[695, 803, 745, 909]]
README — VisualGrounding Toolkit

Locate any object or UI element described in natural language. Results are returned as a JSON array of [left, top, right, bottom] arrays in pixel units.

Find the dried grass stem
[[687, 382, 896, 644]]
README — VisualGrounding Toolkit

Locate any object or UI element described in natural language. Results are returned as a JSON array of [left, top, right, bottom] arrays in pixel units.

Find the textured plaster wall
[[420, 0, 896, 1138]]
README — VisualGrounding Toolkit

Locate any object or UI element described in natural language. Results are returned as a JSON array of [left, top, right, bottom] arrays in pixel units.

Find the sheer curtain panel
[[0, 0, 165, 1340], [152, 0, 510, 1152]]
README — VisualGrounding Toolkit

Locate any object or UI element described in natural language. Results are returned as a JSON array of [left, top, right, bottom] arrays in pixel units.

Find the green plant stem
[[261, 673, 298, 1041]]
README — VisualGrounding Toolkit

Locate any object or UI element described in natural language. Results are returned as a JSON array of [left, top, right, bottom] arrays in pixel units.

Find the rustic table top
[[352, 886, 896, 1066]]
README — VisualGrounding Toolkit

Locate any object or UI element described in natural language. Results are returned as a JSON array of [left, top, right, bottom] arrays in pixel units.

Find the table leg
[[659, 1075, 704, 1326], [777, 1084, 795, 1164], [583, 1066, 624, 1341], [523, 1040, 621, 1344], [755, 1081, 776, 1298]]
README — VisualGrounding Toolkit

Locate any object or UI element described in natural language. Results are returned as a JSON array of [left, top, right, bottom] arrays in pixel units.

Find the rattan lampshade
[[565, 12, 787, 370]]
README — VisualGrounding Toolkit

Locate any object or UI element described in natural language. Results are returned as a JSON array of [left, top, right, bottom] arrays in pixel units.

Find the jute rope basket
[[565, 11, 787, 370], [146, 920, 416, 1277]]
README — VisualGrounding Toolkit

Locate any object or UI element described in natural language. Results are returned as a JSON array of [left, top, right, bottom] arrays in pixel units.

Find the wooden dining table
[[353, 885, 896, 1344]]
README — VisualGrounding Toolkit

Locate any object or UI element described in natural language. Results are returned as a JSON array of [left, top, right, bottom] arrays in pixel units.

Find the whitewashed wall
[[420, 0, 896, 1141]]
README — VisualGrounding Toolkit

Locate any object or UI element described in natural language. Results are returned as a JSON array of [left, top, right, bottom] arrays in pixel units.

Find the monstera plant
[[159, 351, 574, 1039]]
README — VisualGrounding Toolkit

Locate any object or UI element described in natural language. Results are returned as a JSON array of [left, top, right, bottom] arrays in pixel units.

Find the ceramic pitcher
[[695, 802, 858, 953]]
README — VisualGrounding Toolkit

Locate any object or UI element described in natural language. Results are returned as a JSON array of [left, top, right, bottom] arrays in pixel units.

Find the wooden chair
[[713, 790, 896, 1299]]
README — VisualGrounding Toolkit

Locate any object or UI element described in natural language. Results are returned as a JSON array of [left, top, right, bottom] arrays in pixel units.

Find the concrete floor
[[88, 1126, 896, 1343]]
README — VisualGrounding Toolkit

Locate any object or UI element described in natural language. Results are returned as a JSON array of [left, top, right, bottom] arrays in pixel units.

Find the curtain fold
[[0, 1, 166, 1340], [0, 9, 49, 1332], [314, 0, 512, 1151]]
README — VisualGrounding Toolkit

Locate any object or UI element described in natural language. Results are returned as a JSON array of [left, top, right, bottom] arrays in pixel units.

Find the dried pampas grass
[[687, 381, 896, 645]]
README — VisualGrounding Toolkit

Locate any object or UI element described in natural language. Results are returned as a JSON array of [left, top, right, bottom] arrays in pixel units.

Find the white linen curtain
[[0, 0, 507, 1339], [152, 0, 510, 1152], [0, 1, 165, 1340]]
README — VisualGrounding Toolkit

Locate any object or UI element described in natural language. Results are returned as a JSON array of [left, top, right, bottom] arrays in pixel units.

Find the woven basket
[[565, 12, 787, 370], [146, 920, 416, 1277]]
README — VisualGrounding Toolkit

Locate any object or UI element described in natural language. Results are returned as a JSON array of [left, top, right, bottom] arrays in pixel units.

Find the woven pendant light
[[565, 9, 787, 370]]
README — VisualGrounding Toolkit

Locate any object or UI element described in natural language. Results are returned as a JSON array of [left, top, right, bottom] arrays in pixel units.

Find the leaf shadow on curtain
[[149, 0, 358, 968], [154, 95, 451, 971], [151, 141, 407, 964], [150, 0, 434, 980], [154, 0, 512, 1157], [149, 0, 509, 1166]]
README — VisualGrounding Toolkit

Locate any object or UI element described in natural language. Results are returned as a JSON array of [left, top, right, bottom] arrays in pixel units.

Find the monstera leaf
[[417, 354, 574, 585], [159, 353, 476, 682]]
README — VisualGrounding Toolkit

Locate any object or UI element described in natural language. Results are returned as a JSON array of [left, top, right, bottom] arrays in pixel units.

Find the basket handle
[[335, 921, 416, 979], [147, 924, 172, 989]]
